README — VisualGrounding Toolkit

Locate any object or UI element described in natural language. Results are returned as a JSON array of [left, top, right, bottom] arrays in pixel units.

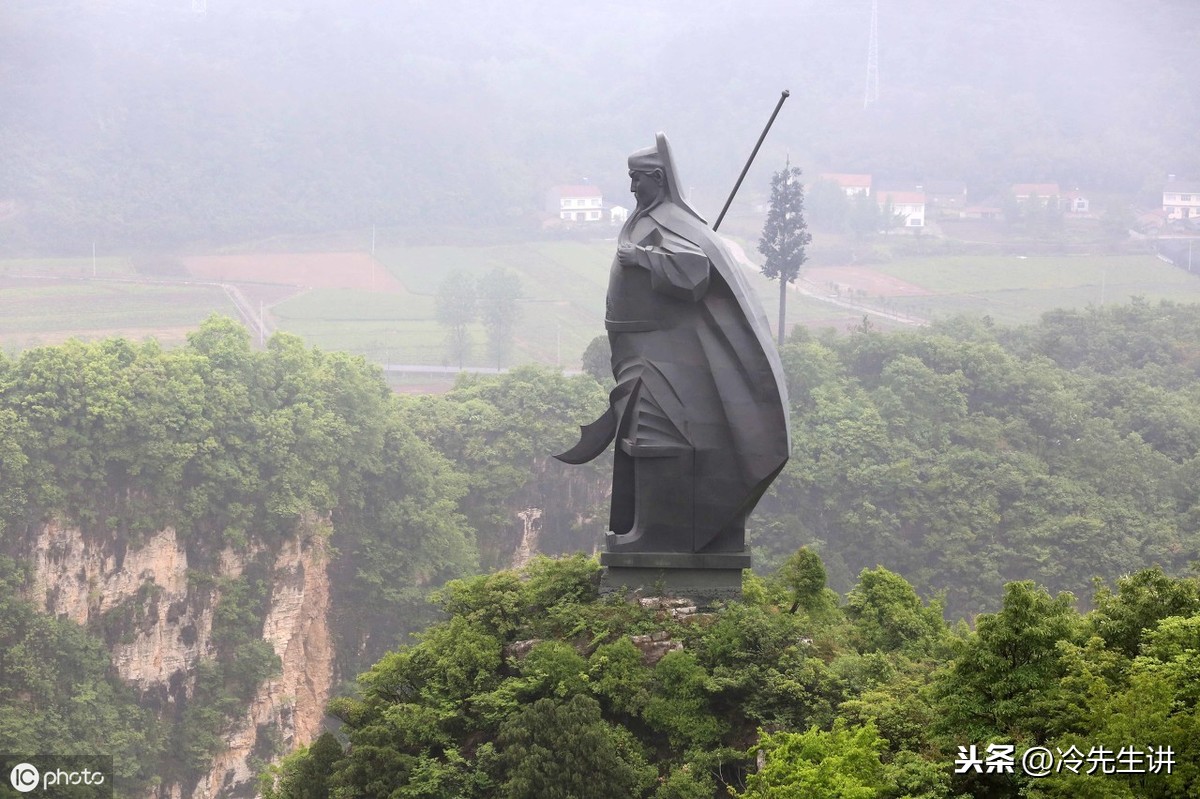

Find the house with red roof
[[1011, 183, 1061, 205], [819, 173, 872, 197]]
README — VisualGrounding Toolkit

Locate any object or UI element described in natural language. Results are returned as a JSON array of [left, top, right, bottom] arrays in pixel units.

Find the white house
[[609, 205, 630, 224], [876, 190, 926, 228], [1163, 178, 1200, 221], [1064, 188, 1090, 214], [547, 185, 604, 222]]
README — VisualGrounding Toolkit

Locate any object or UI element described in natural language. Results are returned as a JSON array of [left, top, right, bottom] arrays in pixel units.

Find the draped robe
[[562, 196, 790, 554]]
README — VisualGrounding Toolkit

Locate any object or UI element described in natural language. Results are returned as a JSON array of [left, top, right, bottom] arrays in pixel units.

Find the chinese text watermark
[[954, 743, 1174, 778]]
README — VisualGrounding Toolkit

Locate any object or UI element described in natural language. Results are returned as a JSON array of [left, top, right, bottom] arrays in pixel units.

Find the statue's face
[[629, 170, 663, 209]]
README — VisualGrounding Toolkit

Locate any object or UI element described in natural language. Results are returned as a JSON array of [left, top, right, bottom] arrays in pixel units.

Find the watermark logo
[[0, 756, 112, 797], [954, 743, 1175, 777], [9, 763, 39, 793]]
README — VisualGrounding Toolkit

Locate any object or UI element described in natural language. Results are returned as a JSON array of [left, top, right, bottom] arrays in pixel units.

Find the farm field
[[0, 256, 136, 278], [0, 277, 236, 352], [871, 254, 1200, 324], [270, 240, 855, 366], [3, 245, 1199, 371]]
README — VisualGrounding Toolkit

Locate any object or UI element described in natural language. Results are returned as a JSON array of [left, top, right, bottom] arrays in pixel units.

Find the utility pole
[[864, 0, 880, 109]]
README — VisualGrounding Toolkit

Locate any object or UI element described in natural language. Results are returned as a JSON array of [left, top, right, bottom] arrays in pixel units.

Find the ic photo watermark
[[1, 756, 112, 798], [954, 743, 1175, 778]]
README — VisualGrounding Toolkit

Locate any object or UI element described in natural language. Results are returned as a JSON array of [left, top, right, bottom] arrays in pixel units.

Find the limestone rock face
[[30, 523, 215, 694], [197, 537, 334, 799], [26, 522, 334, 799]]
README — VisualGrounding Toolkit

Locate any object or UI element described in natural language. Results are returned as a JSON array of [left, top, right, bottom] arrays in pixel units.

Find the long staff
[[712, 90, 790, 232]]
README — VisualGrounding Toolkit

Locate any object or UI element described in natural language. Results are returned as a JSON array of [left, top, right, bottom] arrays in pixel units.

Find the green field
[[269, 241, 853, 367], [875, 254, 1200, 324], [5, 246, 1200, 370], [0, 278, 236, 352], [270, 242, 614, 367], [0, 256, 136, 278]]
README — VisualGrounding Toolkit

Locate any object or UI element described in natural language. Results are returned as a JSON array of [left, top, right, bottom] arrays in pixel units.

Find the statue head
[[625, 133, 706, 223]]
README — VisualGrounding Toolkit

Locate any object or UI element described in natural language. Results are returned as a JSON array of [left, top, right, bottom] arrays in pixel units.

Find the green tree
[[757, 161, 811, 345], [845, 567, 947, 654], [734, 723, 890, 799], [478, 267, 523, 368], [935, 582, 1081, 746], [399, 367, 607, 567], [494, 695, 655, 799], [260, 732, 342, 799], [805, 179, 851, 232], [778, 546, 829, 614], [1088, 568, 1200, 658], [436, 270, 478, 368], [580, 334, 612, 384], [849, 192, 882, 239]]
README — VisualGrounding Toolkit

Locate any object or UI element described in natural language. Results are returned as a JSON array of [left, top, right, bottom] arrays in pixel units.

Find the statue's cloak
[[561, 193, 790, 552]]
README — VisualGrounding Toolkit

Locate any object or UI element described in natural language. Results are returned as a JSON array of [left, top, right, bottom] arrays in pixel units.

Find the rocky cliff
[[25, 521, 334, 799]]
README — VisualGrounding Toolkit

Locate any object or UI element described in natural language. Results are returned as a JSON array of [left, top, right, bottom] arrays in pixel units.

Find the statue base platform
[[599, 550, 749, 608]]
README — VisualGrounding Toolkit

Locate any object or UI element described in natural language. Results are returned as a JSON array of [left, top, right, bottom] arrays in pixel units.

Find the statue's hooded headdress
[[627, 132, 707, 224]]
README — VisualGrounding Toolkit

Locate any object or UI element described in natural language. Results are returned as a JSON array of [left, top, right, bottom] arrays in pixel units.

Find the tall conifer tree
[[757, 161, 812, 345]]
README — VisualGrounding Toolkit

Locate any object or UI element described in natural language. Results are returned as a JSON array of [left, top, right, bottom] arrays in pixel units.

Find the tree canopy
[[265, 554, 1200, 799]]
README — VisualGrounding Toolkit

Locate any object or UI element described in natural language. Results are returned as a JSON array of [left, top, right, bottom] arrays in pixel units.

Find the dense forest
[[0, 317, 604, 795], [5, 301, 1200, 794], [261, 554, 1200, 799], [3, 0, 1198, 253], [754, 301, 1200, 616]]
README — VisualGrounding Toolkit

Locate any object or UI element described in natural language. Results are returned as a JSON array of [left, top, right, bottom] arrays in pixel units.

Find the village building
[[1011, 183, 1061, 205], [922, 180, 968, 211], [1163, 177, 1200, 221], [1063, 188, 1090, 214], [819, 173, 872, 197], [876, 189, 926, 228], [546, 185, 604, 222], [957, 205, 1003, 221]]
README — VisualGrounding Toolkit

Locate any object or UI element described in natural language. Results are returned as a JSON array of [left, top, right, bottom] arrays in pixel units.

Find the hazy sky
[[3, 0, 1198, 245]]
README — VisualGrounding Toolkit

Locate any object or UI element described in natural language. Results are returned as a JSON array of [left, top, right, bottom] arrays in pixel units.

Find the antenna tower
[[864, 0, 879, 108]]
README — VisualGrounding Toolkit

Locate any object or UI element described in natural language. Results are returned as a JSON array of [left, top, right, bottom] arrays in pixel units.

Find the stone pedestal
[[599, 550, 749, 609]]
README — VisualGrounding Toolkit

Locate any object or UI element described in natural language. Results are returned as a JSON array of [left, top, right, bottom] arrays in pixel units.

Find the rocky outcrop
[[629, 631, 683, 666], [197, 536, 333, 799], [25, 521, 334, 799], [638, 596, 700, 620], [511, 507, 543, 570], [29, 523, 215, 695]]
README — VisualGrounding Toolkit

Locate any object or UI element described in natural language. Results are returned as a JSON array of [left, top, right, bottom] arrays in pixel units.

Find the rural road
[[719, 237, 929, 327]]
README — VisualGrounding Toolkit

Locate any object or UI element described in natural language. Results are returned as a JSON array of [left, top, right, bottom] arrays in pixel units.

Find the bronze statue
[[557, 133, 790, 562]]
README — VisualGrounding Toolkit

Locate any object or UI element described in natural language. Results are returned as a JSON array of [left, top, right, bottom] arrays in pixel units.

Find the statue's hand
[[617, 244, 638, 267]]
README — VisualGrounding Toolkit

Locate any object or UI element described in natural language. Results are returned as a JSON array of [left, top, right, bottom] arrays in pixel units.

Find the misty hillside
[[3, 0, 1198, 252]]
